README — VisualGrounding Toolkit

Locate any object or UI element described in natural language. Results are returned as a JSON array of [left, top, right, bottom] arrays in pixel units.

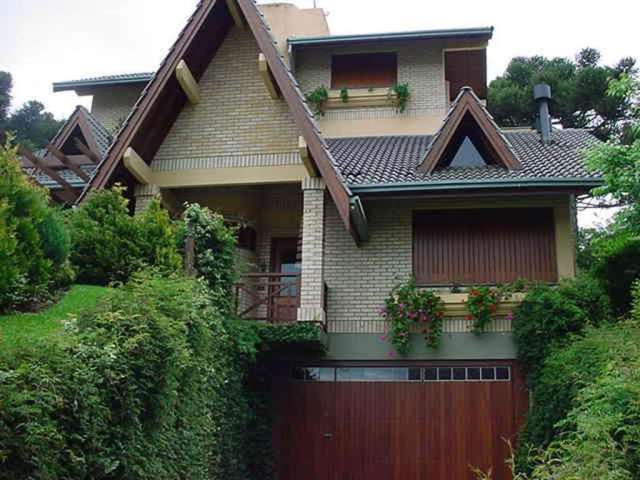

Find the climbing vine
[[340, 87, 349, 103], [466, 286, 501, 333], [380, 278, 445, 355], [305, 85, 329, 116]]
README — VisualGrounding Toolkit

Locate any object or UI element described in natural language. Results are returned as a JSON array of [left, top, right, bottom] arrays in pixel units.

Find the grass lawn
[[0, 285, 109, 350]]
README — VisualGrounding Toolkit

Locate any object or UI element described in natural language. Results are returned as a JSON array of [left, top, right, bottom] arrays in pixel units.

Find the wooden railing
[[234, 273, 301, 323]]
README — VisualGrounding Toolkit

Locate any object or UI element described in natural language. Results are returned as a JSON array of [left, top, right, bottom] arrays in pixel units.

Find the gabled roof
[[417, 87, 521, 173], [19, 106, 107, 203], [53, 73, 154, 92], [288, 26, 493, 48], [82, 0, 356, 235], [327, 129, 602, 192]]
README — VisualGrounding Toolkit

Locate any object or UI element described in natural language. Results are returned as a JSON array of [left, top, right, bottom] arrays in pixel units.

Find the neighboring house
[[40, 1, 602, 478]]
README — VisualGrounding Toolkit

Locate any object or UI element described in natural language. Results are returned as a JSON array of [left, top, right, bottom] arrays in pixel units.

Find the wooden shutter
[[445, 50, 487, 100], [331, 52, 397, 89], [413, 208, 557, 284]]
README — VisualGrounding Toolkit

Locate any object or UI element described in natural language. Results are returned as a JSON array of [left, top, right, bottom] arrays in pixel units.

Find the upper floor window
[[445, 50, 487, 101], [331, 52, 397, 89], [413, 208, 557, 285]]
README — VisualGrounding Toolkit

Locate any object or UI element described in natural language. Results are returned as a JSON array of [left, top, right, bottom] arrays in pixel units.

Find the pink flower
[[388, 351, 397, 358], [506, 311, 514, 321], [378, 335, 387, 342]]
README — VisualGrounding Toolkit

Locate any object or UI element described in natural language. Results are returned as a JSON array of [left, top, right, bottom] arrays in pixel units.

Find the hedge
[[0, 271, 324, 479]]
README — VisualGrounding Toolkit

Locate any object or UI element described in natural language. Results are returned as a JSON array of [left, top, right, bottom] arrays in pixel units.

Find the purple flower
[[388, 351, 397, 358], [378, 335, 387, 342], [506, 311, 514, 321]]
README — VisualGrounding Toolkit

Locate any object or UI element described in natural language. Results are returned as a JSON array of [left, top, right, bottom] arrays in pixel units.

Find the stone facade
[[133, 184, 160, 215], [294, 40, 449, 120], [153, 27, 300, 164], [91, 85, 145, 134]]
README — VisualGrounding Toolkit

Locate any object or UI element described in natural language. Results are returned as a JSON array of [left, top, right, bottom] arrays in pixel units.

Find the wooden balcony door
[[270, 238, 301, 322]]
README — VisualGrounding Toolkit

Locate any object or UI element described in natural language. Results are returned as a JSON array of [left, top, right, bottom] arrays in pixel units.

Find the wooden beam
[[225, 0, 245, 28], [123, 147, 153, 185], [298, 136, 317, 177], [258, 53, 280, 99], [46, 143, 90, 181], [19, 145, 77, 197], [73, 137, 101, 164], [175, 60, 201, 105]]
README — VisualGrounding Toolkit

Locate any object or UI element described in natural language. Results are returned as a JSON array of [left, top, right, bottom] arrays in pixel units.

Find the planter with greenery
[[389, 83, 410, 113], [304, 85, 329, 116], [380, 278, 445, 355]]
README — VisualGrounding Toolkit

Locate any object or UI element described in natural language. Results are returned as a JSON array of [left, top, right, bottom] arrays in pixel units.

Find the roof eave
[[53, 77, 153, 93], [349, 178, 604, 195], [288, 27, 493, 48]]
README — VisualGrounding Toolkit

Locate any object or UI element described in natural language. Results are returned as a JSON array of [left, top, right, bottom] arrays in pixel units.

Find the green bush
[[512, 275, 609, 377], [183, 203, 237, 312], [0, 137, 72, 311], [0, 272, 255, 479], [69, 189, 181, 285], [0, 271, 325, 479], [517, 320, 640, 478], [592, 235, 640, 315]]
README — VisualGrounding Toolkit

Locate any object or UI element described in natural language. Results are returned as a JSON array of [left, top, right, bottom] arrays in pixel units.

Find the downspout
[[349, 196, 369, 244]]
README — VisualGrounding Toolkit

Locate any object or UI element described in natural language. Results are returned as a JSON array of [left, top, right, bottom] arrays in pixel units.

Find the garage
[[272, 362, 528, 480]]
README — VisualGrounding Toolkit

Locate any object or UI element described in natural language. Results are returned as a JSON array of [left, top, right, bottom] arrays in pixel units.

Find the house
[[39, 1, 602, 478]]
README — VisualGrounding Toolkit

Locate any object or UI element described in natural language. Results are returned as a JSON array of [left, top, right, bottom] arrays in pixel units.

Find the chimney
[[534, 84, 552, 145]]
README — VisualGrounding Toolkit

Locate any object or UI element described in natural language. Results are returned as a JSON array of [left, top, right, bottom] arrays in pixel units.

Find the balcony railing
[[234, 272, 301, 323]]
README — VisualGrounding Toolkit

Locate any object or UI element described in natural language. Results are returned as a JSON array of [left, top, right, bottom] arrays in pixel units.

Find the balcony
[[234, 272, 301, 323]]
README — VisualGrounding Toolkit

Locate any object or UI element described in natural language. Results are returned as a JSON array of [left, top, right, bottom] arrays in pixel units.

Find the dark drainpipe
[[534, 84, 552, 145]]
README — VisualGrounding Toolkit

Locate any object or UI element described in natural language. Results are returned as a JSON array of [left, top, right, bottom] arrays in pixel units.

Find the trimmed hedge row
[[0, 271, 322, 479]]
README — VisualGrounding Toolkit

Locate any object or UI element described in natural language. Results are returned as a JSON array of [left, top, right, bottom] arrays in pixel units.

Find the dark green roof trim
[[53, 73, 154, 92], [349, 177, 603, 194], [288, 27, 493, 47]]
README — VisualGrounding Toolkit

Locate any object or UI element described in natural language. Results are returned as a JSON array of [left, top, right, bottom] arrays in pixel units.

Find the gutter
[[53, 76, 154, 93], [288, 27, 494, 48], [349, 177, 603, 194]]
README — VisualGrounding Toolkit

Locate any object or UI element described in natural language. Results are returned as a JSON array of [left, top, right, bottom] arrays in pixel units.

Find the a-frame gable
[[82, 0, 357, 237], [417, 87, 521, 174]]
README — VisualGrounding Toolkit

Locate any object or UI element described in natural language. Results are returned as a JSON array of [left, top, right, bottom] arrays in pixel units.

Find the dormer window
[[331, 52, 397, 89]]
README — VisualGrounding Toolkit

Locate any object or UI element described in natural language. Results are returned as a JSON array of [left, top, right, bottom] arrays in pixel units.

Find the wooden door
[[272, 376, 334, 480], [270, 238, 301, 322], [273, 363, 526, 480]]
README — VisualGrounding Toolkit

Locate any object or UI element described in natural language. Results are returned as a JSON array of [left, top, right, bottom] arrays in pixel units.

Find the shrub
[[512, 280, 588, 377], [517, 320, 640, 478], [0, 136, 70, 311], [592, 235, 640, 315], [0, 270, 325, 479], [183, 203, 237, 312], [69, 188, 181, 285]]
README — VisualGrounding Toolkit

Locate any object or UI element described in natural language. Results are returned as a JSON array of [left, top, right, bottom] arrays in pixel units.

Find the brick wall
[[153, 27, 300, 164], [91, 85, 145, 134], [323, 196, 571, 332], [295, 40, 448, 120]]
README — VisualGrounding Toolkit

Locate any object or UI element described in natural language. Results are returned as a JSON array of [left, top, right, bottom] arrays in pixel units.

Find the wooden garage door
[[272, 363, 527, 480]]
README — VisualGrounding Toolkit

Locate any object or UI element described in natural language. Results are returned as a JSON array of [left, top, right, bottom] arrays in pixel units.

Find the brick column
[[297, 177, 326, 323], [133, 184, 160, 215]]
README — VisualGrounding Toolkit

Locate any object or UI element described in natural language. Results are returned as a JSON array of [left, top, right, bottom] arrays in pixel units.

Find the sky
[[2, 0, 637, 226]]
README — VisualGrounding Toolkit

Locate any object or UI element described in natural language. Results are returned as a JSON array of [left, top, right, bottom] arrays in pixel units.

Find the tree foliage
[[68, 188, 182, 285], [487, 48, 637, 139], [0, 71, 63, 150], [0, 135, 71, 311]]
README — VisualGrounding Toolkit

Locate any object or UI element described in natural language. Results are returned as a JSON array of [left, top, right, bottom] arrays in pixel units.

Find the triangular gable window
[[418, 88, 521, 174], [449, 136, 487, 169]]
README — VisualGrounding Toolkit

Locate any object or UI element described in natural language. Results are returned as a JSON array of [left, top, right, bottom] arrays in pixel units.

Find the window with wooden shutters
[[413, 208, 557, 285], [445, 50, 487, 101], [331, 52, 398, 89]]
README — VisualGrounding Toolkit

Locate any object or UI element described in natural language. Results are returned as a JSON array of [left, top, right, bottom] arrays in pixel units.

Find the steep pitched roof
[[417, 87, 521, 173], [327, 129, 602, 191], [82, 0, 354, 233]]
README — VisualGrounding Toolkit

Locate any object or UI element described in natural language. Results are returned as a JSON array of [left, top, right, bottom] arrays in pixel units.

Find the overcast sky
[[2, 0, 636, 226]]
